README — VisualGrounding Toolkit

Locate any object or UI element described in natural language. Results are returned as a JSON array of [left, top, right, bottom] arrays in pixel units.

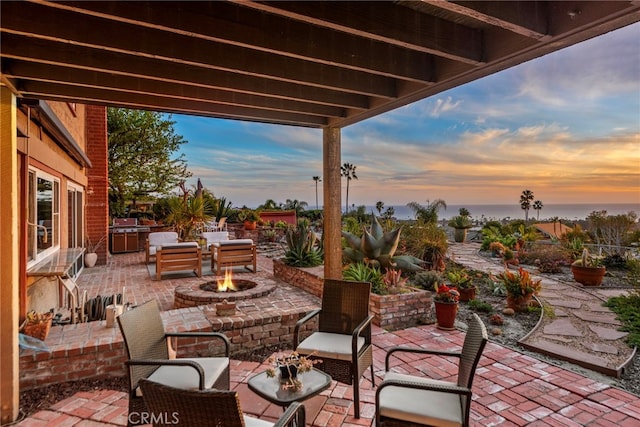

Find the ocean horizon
[[356, 203, 640, 222]]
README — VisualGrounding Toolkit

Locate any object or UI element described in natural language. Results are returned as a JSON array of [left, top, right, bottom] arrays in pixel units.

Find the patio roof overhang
[[2, 1, 639, 129]]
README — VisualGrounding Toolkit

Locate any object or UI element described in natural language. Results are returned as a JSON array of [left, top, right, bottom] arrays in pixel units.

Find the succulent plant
[[342, 214, 424, 272]]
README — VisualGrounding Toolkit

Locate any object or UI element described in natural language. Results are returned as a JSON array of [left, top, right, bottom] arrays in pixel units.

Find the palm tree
[[406, 199, 447, 224], [533, 200, 544, 220], [375, 201, 384, 215], [519, 190, 535, 222], [312, 176, 321, 210], [340, 163, 357, 214], [258, 199, 278, 210]]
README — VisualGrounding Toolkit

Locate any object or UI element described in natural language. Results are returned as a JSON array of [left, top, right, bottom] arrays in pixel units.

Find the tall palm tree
[[406, 199, 447, 224], [519, 189, 535, 222], [340, 163, 357, 214], [312, 176, 321, 210], [533, 200, 544, 220]]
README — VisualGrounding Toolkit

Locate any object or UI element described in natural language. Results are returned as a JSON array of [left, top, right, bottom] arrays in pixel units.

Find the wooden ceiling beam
[[4, 61, 348, 119], [20, 81, 328, 127], [233, 0, 484, 64], [421, 0, 550, 40], [0, 33, 372, 110], [44, 0, 436, 83], [2, 2, 399, 98]]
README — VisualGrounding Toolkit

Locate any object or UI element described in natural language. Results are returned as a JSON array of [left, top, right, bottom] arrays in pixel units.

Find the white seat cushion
[[214, 239, 254, 247], [378, 371, 463, 427], [201, 231, 229, 246], [296, 332, 365, 361], [135, 357, 228, 397], [148, 232, 179, 246], [244, 415, 274, 427]]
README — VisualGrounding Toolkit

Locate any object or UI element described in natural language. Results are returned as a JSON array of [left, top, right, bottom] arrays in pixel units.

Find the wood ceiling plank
[[0, 33, 372, 110], [2, 2, 399, 98], [4, 61, 348, 119], [48, 0, 436, 83]]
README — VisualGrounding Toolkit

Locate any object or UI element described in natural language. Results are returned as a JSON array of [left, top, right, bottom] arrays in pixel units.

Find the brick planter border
[[273, 259, 433, 331]]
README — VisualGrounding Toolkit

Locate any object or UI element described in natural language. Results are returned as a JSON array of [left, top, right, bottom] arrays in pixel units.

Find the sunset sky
[[173, 23, 640, 209]]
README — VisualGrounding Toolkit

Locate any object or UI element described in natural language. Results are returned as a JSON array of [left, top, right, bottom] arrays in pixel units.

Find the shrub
[[282, 220, 323, 267], [518, 243, 570, 273], [401, 222, 448, 271], [467, 299, 493, 313], [412, 270, 441, 290], [343, 263, 384, 294]]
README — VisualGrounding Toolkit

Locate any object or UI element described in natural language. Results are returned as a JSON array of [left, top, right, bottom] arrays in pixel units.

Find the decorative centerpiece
[[265, 352, 318, 390], [495, 267, 541, 312], [433, 283, 460, 330]]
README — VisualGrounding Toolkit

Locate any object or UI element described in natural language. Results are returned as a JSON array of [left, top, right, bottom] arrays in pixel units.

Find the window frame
[[27, 167, 60, 267]]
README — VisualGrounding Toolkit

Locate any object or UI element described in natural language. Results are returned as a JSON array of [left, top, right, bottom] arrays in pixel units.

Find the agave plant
[[282, 219, 323, 267], [342, 214, 424, 272]]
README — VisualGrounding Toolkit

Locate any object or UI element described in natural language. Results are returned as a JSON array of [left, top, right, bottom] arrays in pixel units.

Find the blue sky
[[172, 23, 640, 209]]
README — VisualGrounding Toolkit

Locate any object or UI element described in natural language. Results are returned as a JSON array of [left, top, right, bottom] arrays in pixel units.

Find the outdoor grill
[[110, 218, 150, 253]]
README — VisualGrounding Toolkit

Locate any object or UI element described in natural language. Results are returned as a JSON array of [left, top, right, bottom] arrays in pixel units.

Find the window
[[27, 168, 60, 266], [67, 183, 84, 278]]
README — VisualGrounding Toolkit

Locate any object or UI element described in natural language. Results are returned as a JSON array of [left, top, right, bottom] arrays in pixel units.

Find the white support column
[[322, 127, 342, 280], [0, 88, 20, 423]]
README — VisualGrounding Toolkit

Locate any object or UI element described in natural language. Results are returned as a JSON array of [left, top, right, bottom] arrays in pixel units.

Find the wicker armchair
[[117, 300, 231, 426], [293, 279, 374, 419], [139, 379, 305, 427], [375, 313, 488, 427]]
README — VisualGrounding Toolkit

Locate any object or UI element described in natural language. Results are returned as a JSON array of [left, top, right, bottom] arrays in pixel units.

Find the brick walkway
[[15, 250, 640, 426]]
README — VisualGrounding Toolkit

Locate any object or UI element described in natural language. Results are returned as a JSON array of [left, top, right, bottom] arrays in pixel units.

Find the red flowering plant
[[433, 283, 460, 303]]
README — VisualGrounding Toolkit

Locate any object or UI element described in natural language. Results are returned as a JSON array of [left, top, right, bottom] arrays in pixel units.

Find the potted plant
[[20, 310, 54, 341], [265, 351, 319, 390], [433, 283, 460, 330], [571, 248, 606, 286], [448, 211, 472, 243], [262, 228, 277, 243], [495, 267, 541, 312], [84, 234, 106, 267], [238, 209, 260, 230], [446, 269, 476, 301]]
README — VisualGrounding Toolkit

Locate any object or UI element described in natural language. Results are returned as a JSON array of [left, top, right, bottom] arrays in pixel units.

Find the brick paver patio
[[15, 250, 640, 426]]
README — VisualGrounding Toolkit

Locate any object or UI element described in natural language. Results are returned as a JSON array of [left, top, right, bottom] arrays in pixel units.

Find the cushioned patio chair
[[117, 300, 230, 426], [201, 231, 229, 248], [293, 279, 374, 418], [139, 378, 305, 427], [375, 313, 488, 427], [145, 231, 179, 263]]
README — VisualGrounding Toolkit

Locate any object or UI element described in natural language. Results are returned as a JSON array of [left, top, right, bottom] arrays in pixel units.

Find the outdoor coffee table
[[247, 367, 332, 409]]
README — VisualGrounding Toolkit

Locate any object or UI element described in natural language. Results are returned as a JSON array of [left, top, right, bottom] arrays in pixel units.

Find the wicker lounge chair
[[375, 313, 488, 427], [139, 378, 305, 427], [117, 300, 230, 426], [293, 279, 374, 418]]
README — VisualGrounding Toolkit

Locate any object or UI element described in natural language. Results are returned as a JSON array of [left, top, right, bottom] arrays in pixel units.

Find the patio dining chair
[[117, 300, 230, 426], [139, 379, 305, 427], [375, 313, 488, 427], [293, 279, 374, 418]]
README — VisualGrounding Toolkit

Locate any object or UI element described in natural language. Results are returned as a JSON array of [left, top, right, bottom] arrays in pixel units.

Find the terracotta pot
[[571, 265, 606, 287], [434, 301, 458, 330], [453, 228, 467, 243], [243, 220, 257, 230], [506, 294, 533, 312], [458, 287, 476, 302]]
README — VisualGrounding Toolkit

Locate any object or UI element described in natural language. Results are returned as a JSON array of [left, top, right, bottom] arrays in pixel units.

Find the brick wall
[[85, 106, 108, 265]]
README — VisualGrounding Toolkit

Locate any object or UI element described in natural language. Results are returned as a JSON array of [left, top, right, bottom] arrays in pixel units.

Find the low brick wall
[[370, 289, 433, 331], [273, 258, 324, 297], [20, 287, 317, 390], [273, 259, 433, 331]]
